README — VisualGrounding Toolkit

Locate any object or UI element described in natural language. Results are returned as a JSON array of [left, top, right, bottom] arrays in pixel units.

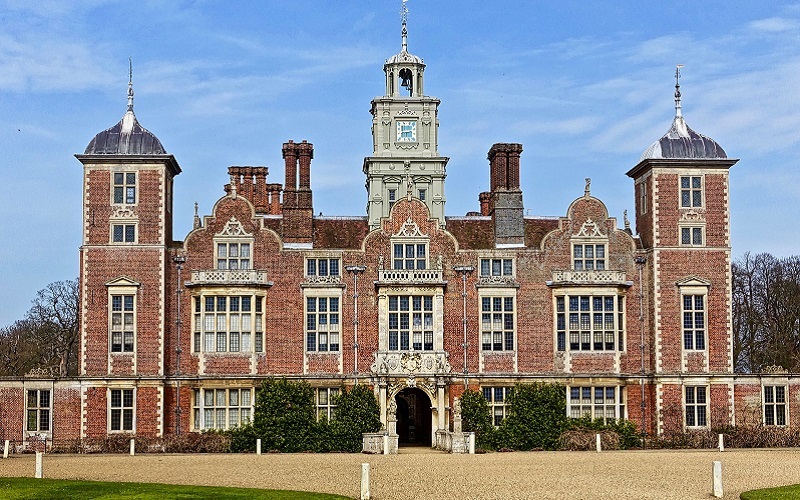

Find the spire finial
[[674, 64, 684, 118], [401, 0, 409, 52], [127, 57, 134, 112]]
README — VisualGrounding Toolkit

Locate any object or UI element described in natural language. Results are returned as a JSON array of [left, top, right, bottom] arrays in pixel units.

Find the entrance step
[[397, 445, 446, 454]]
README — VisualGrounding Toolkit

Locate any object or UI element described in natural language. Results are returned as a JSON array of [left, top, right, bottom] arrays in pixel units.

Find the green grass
[[741, 484, 800, 499], [0, 478, 351, 499]]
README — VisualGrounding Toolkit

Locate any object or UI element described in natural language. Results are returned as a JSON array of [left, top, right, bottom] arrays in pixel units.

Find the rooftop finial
[[127, 57, 134, 112], [401, 0, 409, 52], [674, 64, 684, 118]]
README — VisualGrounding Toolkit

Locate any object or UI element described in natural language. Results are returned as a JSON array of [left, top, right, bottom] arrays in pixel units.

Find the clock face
[[396, 120, 417, 142]]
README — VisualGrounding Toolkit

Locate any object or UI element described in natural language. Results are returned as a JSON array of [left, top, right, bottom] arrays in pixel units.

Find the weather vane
[[674, 64, 684, 117], [401, 0, 409, 25], [127, 57, 134, 111]]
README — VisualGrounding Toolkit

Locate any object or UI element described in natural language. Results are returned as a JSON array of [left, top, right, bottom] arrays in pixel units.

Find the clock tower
[[363, 3, 448, 229]]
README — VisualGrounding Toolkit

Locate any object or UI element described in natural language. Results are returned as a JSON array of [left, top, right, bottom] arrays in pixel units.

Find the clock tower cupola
[[363, 2, 449, 229]]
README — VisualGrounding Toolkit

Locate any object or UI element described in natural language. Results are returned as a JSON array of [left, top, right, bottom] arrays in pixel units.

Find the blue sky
[[1, 0, 799, 327]]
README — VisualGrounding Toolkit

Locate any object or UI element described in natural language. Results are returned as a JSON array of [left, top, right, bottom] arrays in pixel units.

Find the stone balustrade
[[377, 268, 443, 284], [186, 269, 272, 287]]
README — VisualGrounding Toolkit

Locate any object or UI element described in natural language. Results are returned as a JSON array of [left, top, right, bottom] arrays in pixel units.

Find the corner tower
[[363, 3, 449, 229], [75, 70, 181, 381], [627, 66, 737, 388]]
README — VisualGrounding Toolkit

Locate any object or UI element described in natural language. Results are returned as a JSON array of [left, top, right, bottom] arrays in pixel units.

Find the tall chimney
[[487, 143, 524, 248]]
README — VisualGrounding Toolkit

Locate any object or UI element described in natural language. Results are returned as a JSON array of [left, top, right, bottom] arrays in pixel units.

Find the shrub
[[227, 422, 258, 453], [495, 383, 569, 451], [328, 384, 382, 452], [459, 389, 495, 449], [252, 379, 317, 453], [560, 416, 641, 450]]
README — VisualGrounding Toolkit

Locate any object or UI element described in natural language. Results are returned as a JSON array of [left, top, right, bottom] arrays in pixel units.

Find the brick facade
[[0, 31, 784, 450]]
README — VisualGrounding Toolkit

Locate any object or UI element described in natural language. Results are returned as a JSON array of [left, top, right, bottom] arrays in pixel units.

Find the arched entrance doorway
[[394, 387, 432, 446]]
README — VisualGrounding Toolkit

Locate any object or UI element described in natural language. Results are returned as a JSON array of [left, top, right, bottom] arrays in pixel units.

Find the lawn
[[0, 478, 351, 499], [741, 484, 800, 499]]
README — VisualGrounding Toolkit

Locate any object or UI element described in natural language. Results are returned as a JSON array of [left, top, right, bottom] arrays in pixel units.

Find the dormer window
[[393, 242, 427, 270], [217, 242, 250, 270], [573, 244, 606, 271]]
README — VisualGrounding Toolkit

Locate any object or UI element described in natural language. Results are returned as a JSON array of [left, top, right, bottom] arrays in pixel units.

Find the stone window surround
[[192, 292, 265, 354], [304, 290, 342, 353], [192, 387, 253, 431], [108, 387, 135, 433], [553, 287, 626, 353], [684, 385, 708, 428], [479, 288, 516, 352]]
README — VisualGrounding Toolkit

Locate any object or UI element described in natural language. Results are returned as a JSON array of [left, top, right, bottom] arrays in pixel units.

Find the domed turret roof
[[639, 115, 726, 161], [84, 76, 166, 155], [639, 67, 726, 161], [385, 4, 424, 67]]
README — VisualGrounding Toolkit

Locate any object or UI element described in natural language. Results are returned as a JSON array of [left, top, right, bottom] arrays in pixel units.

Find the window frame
[[391, 240, 428, 270], [684, 386, 708, 428], [192, 293, 265, 354], [112, 171, 137, 205], [305, 294, 342, 353], [482, 386, 512, 426], [679, 224, 705, 247], [763, 385, 788, 427], [109, 388, 135, 432], [306, 258, 341, 278], [479, 291, 516, 352], [111, 222, 137, 244], [316, 387, 339, 421], [680, 175, 704, 208], [555, 291, 625, 352], [479, 258, 514, 278], [572, 242, 607, 271], [26, 389, 52, 433], [567, 386, 625, 424], [192, 388, 253, 431], [215, 241, 252, 270], [110, 293, 136, 353], [387, 293, 436, 351], [681, 292, 706, 351]]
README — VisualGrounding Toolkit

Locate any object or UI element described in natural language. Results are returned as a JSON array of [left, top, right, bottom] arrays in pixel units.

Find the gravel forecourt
[[2, 448, 800, 499]]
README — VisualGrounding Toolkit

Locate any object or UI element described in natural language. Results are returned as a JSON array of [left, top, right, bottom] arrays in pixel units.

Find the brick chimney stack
[[487, 143, 525, 247], [225, 166, 283, 215], [281, 140, 314, 244]]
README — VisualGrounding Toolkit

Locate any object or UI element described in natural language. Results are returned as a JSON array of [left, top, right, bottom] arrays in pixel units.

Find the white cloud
[[749, 17, 800, 33]]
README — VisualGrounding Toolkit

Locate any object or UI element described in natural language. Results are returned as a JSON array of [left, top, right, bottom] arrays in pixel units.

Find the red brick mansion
[[0, 15, 792, 449]]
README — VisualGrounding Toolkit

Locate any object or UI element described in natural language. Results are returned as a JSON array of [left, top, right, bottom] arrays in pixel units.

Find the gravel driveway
[[2, 448, 799, 499]]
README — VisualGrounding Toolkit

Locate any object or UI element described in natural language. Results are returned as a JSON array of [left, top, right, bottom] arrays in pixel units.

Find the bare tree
[[25, 279, 79, 377], [0, 319, 41, 376], [733, 254, 800, 373]]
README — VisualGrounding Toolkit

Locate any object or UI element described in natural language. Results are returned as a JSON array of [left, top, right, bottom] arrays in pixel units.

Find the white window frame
[[479, 290, 516, 352], [111, 222, 137, 244], [679, 224, 705, 247], [684, 385, 708, 428], [110, 293, 136, 353], [567, 386, 625, 423], [26, 388, 51, 433], [193, 294, 265, 354], [680, 175, 704, 208], [555, 291, 625, 352], [479, 258, 514, 278], [763, 385, 788, 426], [387, 293, 435, 351], [483, 387, 512, 426], [316, 387, 339, 421], [305, 293, 342, 353], [681, 289, 707, 351], [193, 388, 253, 431], [215, 241, 252, 270], [306, 257, 341, 277], [391, 240, 428, 270], [572, 242, 607, 271], [108, 388, 135, 432], [112, 171, 137, 205]]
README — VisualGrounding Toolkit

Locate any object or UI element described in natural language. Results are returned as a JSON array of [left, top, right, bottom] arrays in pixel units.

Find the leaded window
[[483, 387, 512, 426], [216, 242, 251, 270], [568, 386, 624, 423], [306, 297, 340, 352], [316, 388, 339, 421], [764, 386, 787, 426], [681, 175, 703, 208], [556, 295, 624, 351], [193, 388, 252, 430], [480, 258, 513, 277], [26, 389, 51, 432], [393, 243, 427, 270], [573, 244, 606, 270], [388, 295, 433, 351], [110, 389, 134, 432], [113, 172, 136, 204], [685, 386, 707, 427], [111, 294, 134, 353], [682, 294, 706, 350], [481, 296, 515, 351], [193, 295, 264, 353]]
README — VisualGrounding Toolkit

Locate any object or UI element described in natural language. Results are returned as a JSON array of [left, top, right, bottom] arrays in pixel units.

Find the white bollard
[[256, 438, 262, 455], [718, 433, 724, 452], [596, 433, 602, 453], [360, 463, 370, 500], [382, 433, 389, 455], [468, 432, 475, 454], [3, 440, 9, 459], [35, 451, 43, 479], [712, 461, 723, 498], [130, 438, 135, 456]]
